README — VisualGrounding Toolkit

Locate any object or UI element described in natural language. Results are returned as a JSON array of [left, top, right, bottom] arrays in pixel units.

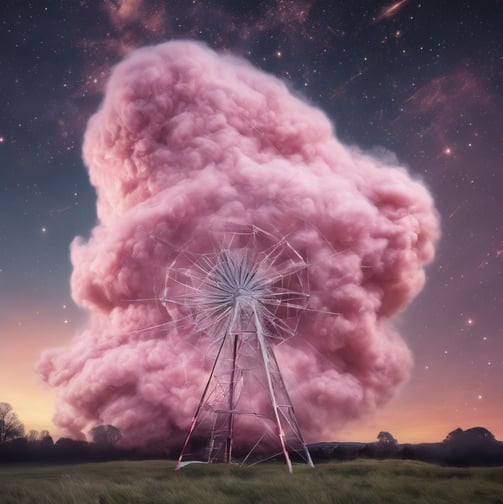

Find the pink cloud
[[36, 41, 439, 448]]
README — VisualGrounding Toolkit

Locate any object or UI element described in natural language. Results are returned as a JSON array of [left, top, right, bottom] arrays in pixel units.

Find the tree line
[[0, 402, 140, 463], [309, 427, 503, 467], [2, 402, 503, 466]]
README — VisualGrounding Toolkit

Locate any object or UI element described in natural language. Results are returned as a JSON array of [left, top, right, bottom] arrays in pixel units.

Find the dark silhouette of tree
[[54, 437, 90, 461], [89, 424, 122, 447], [464, 427, 495, 443], [0, 403, 24, 444], [444, 427, 495, 445], [377, 431, 398, 446], [443, 426, 500, 466], [444, 427, 464, 444], [28, 430, 39, 442], [38, 430, 54, 448]]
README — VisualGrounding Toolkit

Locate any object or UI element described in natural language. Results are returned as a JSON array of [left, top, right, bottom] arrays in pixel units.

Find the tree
[[465, 427, 495, 443], [0, 403, 25, 444], [444, 427, 495, 445], [444, 427, 464, 444], [89, 424, 122, 447], [38, 430, 53, 447], [54, 437, 90, 461], [28, 430, 39, 442], [377, 431, 398, 446], [39, 434, 54, 449]]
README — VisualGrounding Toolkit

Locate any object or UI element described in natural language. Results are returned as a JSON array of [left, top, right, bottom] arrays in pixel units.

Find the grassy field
[[1, 459, 503, 504]]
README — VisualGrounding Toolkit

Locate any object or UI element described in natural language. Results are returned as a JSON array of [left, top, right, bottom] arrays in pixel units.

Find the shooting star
[[374, 0, 409, 23]]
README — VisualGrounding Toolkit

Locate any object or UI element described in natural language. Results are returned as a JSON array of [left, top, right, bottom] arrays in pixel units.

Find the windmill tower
[[163, 227, 314, 472]]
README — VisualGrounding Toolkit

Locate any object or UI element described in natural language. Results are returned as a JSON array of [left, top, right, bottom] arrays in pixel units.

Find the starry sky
[[1, 0, 501, 443]]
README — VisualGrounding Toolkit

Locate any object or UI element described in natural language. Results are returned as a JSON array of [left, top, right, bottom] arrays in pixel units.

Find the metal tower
[[160, 227, 314, 471]]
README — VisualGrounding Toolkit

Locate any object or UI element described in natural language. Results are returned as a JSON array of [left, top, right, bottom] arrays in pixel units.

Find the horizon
[[4, 386, 502, 446]]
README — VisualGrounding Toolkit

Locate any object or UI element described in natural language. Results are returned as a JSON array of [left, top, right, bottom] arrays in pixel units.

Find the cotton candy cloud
[[36, 41, 439, 448]]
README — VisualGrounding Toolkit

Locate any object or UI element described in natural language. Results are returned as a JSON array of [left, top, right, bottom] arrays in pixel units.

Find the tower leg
[[252, 305, 294, 473], [225, 333, 239, 464], [268, 347, 315, 469], [176, 333, 228, 470]]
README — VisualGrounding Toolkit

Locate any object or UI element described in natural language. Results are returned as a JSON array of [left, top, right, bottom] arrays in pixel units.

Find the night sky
[[1, 0, 501, 443]]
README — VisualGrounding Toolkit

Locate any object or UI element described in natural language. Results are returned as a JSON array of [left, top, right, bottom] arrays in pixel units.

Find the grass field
[[1, 459, 503, 503]]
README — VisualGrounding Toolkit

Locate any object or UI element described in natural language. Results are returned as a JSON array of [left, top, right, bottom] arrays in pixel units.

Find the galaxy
[[0, 1, 501, 445]]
